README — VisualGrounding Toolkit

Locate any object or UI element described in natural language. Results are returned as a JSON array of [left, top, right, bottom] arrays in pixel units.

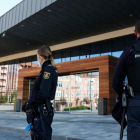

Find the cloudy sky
[[0, 0, 23, 17]]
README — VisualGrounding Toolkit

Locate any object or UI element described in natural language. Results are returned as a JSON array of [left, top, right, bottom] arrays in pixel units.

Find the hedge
[[63, 106, 90, 111]]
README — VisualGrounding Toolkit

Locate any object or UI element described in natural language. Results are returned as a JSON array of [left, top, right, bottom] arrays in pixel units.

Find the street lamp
[[90, 79, 93, 111]]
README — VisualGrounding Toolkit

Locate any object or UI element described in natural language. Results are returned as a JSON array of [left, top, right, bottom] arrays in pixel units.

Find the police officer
[[112, 17, 140, 140], [22, 45, 58, 140]]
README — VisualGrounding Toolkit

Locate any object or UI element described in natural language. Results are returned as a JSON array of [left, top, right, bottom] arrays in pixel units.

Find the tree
[[60, 97, 67, 105], [75, 97, 80, 106], [83, 97, 90, 104]]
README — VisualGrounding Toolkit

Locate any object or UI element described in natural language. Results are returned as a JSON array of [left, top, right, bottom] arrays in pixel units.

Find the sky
[[0, 0, 23, 17]]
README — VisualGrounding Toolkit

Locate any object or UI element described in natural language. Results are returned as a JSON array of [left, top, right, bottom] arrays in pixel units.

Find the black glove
[[22, 105, 26, 112], [22, 102, 28, 112]]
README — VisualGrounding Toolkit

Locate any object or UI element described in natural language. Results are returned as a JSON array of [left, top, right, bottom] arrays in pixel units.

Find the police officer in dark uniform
[[22, 45, 58, 140], [112, 18, 140, 140]]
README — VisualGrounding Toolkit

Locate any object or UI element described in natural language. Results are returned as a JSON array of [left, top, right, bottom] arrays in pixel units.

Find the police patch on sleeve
[[43, 72, 50, 79]]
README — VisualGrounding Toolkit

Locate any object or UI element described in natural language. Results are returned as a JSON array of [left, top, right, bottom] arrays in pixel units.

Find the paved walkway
[[0, 111, 127, 140], [0, 129, 30, 140], [0, 104, 14, 110]]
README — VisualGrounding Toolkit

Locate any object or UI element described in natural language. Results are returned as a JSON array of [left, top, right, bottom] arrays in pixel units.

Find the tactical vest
[[127, 43, 140, 90]]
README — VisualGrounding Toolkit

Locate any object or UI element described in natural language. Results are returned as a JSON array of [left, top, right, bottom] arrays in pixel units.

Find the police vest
[[127, 43, 140, 90]]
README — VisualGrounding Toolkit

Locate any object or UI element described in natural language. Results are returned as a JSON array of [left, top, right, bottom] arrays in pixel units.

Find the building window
[[112, 51, 123, 58], [62, 48, 70, 62], [88, 78, 95, 83], [56, 90, 63, 97], [100, 40, 112, 56], [0, 85, 5, 88], [66, 84, 68, 89], [71, 47, 79, 61], [76, 75, 81, 82], [88, 92, 93, 97], [76, 91, 81, 97], [1, 67, 7, 70], [90, 42, 100, 58], [1, 73, 6, 76], [0, 79, 6, 82], [57, 82, 62, 87], [71, 76, 74, 81], [76, 84, 81, 89], [79, 44, 90, 59], [88, 86, 95, 90]]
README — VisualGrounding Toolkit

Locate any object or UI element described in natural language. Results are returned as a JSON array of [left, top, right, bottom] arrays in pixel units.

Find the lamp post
[[90, 79, 93, 111]]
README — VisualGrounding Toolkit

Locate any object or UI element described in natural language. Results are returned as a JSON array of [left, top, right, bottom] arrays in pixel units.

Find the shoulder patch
[[43, 72, 50, 79]]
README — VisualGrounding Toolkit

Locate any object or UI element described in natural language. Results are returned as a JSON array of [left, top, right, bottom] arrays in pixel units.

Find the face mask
[[38, 61, 42, 68]]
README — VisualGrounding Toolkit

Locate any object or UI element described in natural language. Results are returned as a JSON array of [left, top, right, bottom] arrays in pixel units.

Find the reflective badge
[[43, 72, 50, 79]]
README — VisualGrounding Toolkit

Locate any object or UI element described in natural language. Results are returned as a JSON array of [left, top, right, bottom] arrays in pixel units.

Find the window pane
[[112, 37, 124, 52], [62, 48, 70, 62], [89, 42, 100, 58], [100, 40, 111, 54], [54, 59, 61, 64], [53, 50, 62, 63], [124, 34, 136, 49], [79, 44, 90, 59], [71, 46, 79, 61], [112, 51, 123, 58], [101, 52, 111, 56]]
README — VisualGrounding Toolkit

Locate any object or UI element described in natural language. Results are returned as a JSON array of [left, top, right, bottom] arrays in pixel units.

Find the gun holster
[[26, 108, 36, 124], [127, 85, 134, 98]]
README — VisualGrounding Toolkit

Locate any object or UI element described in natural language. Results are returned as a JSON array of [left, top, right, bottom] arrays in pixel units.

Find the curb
[[0, 126, 84, 140]]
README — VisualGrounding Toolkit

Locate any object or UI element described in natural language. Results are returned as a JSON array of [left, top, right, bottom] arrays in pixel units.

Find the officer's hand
[[22, 105, 26, 112]]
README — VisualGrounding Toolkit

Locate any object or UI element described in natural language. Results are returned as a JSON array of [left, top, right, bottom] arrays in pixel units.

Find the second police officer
[[112, 17, 140, 140]]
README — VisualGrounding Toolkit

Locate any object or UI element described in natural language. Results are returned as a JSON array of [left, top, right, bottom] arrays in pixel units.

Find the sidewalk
[[0, 104, 14, 110], [0, 111, 127, 140]]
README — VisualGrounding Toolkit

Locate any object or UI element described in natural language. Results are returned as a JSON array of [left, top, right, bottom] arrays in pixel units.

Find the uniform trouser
[[31, 110, 54, 140], [127, 103, 140, 140]]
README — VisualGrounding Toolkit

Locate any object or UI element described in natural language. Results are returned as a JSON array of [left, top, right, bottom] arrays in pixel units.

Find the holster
[[26, 108, 37, 124]]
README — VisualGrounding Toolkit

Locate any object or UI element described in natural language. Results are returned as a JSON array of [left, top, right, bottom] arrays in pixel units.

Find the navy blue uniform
[[25, 60, 58, 140], [112, 37, 140, 140]]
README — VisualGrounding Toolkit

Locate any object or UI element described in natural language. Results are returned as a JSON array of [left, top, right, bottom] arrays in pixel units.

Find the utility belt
[[38, 103, 54, 116], [26, 99, 53, 124]]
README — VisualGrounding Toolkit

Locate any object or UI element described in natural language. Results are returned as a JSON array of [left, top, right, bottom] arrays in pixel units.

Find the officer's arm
[[112, 51, 127, 97], [26, 68, 52, 109]]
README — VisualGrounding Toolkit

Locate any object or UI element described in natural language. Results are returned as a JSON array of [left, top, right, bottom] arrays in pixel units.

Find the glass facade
[[54, 71, 99, 112], [53, 34, 136, 64], [0, 34, 136, 66]]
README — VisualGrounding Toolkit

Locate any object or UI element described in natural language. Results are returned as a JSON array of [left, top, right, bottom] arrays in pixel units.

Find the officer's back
[[112, 17, 140, 140]]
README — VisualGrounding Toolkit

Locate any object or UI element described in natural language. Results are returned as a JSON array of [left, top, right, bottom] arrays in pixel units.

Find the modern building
[[0, 64, 20, 96], [0, 62, 38, 103], [0, 0, 139, 114]]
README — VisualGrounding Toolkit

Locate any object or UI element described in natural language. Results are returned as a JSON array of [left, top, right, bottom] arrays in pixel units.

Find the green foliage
[[10, 90, 17, 103], [60, 97, 65, 101], [0, 96, 7, 103], [63, 106, 90, 111]]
